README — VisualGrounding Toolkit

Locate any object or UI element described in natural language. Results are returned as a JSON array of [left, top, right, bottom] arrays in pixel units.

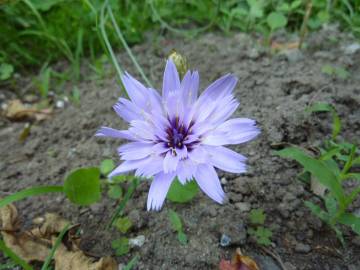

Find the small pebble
[[90, 203, 103, 214], [344, 43, 360, 55], [56, 100, 65, 109], [220, 234, 231, 247], [234, 202, 251, 212], [295, 243, 311, 253], [129, 235, 145, 248]]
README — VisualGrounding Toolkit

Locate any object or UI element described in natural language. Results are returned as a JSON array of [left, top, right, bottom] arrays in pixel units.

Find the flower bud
[[168, 50, 188, 79]]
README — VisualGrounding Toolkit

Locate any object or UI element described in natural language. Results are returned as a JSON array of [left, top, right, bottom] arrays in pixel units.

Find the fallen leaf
[[219, 248, 260, 270], [54, 244, 117, 270], [271, 41, 299, 51], [0, 204, 50, 262], [0, 204, 117, 270], [3, 99, 53, 121]]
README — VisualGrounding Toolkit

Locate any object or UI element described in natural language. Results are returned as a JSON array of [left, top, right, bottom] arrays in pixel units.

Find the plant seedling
[[114, 217, 132, 233], [247, 208, 272, 246], [321, 64, 350, 79], [34, 66, 52, 98], [111, 237, 130, 256], [276, 103, 360, 244], [168, 209, 187, 245], [0, 63, 14, 80]]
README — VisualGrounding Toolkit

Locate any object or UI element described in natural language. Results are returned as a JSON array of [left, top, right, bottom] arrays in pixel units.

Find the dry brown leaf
[[0, 204, 117, 270], [0, 204, 50, 262], [3, 99, 52, 121], [219, 248, 260, 270], [271, 41, 300, 51], [54, 243, 117, 270]]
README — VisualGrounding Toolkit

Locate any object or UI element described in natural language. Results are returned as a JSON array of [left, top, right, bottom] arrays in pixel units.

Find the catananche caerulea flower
[[96, 60, 260, 211]]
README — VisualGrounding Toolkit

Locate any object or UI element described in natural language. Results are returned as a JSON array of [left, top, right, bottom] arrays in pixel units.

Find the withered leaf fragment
[[219, 248, 260, 270], [0, 204, 117, 270]]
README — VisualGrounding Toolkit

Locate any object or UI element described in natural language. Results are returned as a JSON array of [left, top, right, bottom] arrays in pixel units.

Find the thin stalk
[[148, 0, 219, 36], [0, 186, 64, 208], [107, 178, 139, 229], [41, 224, 70, 270], [99, 1, 124, 82], [299, 0, 313, 49], [107, 4, 153, 88]]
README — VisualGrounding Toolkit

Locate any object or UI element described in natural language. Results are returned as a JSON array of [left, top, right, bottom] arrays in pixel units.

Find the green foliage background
[[0, 0, 360, 73]]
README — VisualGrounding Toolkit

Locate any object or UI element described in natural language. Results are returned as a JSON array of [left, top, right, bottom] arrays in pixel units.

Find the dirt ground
[[1, 25, 360, 270]]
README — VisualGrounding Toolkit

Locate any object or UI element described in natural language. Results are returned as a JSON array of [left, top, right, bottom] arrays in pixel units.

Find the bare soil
[[1, 26, 360, 270]]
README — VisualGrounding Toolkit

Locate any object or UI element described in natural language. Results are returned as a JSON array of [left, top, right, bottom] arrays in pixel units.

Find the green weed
[[248, 208, 273, 246], [276, 102, 360, 244]]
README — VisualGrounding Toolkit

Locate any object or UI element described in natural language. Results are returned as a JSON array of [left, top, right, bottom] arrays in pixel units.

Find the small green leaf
[[306, 102, 341, 140], [338, 213, 360, 235], [247, 0, 263, 18], [167, 179, 199, 203], [108, 185, 123, 199], [324, 195, 337, 217], [168, 209, 183, 231], [266, 12, 287, 30], [0, 63, 14, 80], [100, 159, 115, 176], [334, 67, 349, 79], [251, 226, 272, 246], [306, 102, 333, 113], [249, 209, 266, 225], [290, 0, 302, 10], [114, 217, 132, 233], [177, 231, 188, 245], [275, 147, 345, 205], [277, 3, 289, 12], [304, 201, 329, 222], [31, 0, 64, 11], [63, 167, 101, 206], [321, 64, 334, 75], [317, 11, 330, 23], [123, 255, 139, 270], [71, 86, 81, 103], [111, 237, 130, 256], [111, 175, 128, 183]]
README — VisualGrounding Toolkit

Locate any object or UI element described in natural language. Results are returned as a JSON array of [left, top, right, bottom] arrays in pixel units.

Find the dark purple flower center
[[164, 118, 198, 151]]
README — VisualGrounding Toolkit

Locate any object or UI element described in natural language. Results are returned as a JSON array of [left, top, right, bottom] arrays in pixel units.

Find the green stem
[[0, 186, 63, 208], [41, 224, 70, 270], [107, 4, 153, 88], [107, 178, 139, 229], [99, 0, 124, 83], [340, 145, 356, 178]]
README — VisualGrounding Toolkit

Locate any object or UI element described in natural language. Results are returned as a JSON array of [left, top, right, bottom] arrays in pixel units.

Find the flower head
[[96, 60, 260, 211]]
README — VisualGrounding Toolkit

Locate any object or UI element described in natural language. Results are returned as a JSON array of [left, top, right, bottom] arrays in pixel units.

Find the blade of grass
[[123, 254, 139, 270], [0, 239, 33, 270], [22, 0, 46, 30], [107, 4, 153, 88], [148, 0, 219, 36], [99, 0, 124, 83], [0, 186, 64, 208], [107, 178, 139, 229], [41, 224, 70, 270]]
